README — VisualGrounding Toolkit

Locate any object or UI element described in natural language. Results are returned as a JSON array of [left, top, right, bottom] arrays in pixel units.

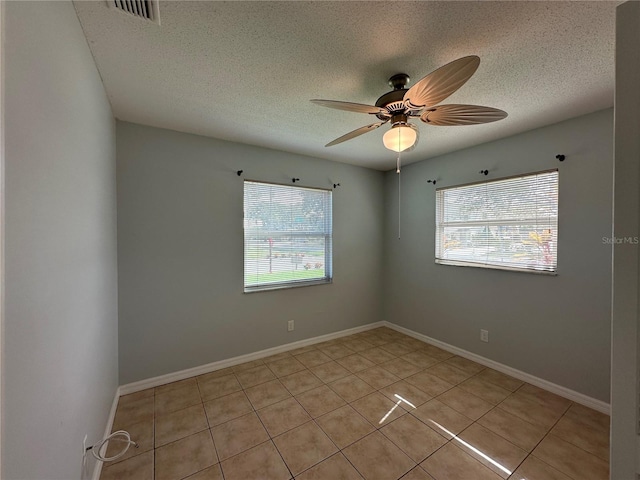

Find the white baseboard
[[91, 386, 121, 480], [119, 322, 384, 396], [383, 321, 610, 415], [117, 319, 609, 415]]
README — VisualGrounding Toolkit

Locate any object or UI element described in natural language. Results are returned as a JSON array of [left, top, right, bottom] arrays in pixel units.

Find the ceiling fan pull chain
[[397, 152, 401, 239]]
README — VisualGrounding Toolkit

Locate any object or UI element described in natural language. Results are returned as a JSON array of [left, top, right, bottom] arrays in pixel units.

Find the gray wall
[[3, 2, 118, 479], [116, 122, 385, 384], [611, 1, 640, 477], [383, 109, 613, 402]]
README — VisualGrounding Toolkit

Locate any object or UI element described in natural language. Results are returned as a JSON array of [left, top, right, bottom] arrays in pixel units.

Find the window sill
[[244, 277, 332, 293], [435, 259, 557, 276]]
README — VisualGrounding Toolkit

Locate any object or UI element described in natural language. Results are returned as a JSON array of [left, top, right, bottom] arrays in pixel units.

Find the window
[[435, 170, 558, 273], [243, 181, 333, 292]]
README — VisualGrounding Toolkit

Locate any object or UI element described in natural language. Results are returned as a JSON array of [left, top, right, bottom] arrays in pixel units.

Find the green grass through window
[[247, 268, 325, 285]]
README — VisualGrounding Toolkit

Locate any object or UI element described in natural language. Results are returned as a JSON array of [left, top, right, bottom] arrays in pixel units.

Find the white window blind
[[435, 170, 559, 273], [244, 181, 332, 292]]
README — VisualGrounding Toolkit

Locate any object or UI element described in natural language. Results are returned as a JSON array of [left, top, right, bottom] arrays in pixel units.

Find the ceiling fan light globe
[[383, 125, 417, 152]]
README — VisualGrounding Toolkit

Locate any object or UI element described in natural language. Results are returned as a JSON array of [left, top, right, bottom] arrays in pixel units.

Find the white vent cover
[[109, 0, 160, 25]]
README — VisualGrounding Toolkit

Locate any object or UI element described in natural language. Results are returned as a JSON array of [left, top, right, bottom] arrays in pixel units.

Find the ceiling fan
[[311, 56, 507, 154]]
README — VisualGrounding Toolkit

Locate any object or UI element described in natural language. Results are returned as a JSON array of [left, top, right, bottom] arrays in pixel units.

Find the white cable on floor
[[86, 430, 139, 462]]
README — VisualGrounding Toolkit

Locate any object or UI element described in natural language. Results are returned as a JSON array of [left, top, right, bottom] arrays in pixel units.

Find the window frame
[[434, 169, 559, 275], [243, 180, 333, 293]]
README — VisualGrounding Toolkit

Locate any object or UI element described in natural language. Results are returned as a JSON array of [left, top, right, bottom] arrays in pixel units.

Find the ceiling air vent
[[109, 0, 160, 25]]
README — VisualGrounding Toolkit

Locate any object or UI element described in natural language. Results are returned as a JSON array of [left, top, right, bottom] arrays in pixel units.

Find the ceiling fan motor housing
[[375, 89, 406, 120], [375, 73, 412, 121]]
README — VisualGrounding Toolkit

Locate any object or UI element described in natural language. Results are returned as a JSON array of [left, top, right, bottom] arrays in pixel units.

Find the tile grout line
[[433, 379, 554, 479], [270, 361, 355, 477], [545, 405, 610, 463], [209, 370, 272, 479], [484, 397, 565, 479], [268, 334, 393, 478], [526, 401, 606, 480], [249, 408, 295, 480], [523, 405, 576, 479], [196, 332, 426, 477]]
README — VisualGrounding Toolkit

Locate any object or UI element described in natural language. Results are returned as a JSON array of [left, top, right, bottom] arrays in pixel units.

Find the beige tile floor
[[100, 327, 610, 480]]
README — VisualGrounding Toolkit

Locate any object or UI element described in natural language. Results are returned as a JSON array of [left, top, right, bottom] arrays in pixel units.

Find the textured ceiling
[[74, 1, 617, 171]]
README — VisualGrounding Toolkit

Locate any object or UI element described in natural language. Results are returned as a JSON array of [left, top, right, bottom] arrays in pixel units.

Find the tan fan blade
[[420, 104, 507, 126], [325, 122, 386, 147], [403, 56, 480, 109], [311, 99, 389, 116]]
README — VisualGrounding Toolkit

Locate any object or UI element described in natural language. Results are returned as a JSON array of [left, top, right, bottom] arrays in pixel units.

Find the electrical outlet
[[480, 329, 489, 343], [287, 320, 294, 332]]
